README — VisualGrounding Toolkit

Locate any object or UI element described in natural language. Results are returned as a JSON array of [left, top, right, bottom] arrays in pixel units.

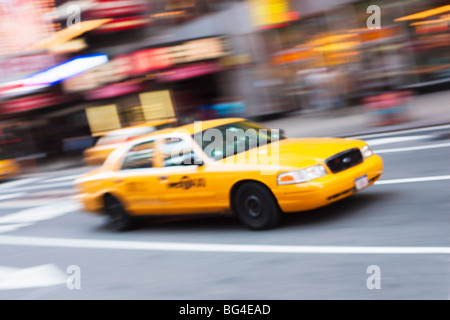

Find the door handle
[[158, 176, 168, 181], [114, 179, 124, 183]]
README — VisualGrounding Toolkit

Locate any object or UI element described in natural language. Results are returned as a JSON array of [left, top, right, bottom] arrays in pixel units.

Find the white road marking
[[0, 223, 32, 234], [1, 180, 74, 193], [0, 200, 81, 233], [0, 200, 80, 224], [0, 235, 448, 254], [376, 175, 450, 185], [0, 193, 26, 201], [0, 198, 74, 209], [43, 174, 82, 183], [0, 178, 40, 190], [0, 190, 75, 208], [365, 135, 433, 146], [375, 142, 450, 154], [0, 264, 67, 290]]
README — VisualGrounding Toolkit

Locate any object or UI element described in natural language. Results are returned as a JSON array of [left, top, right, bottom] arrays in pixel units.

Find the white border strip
[[0, 235, 448, 254]]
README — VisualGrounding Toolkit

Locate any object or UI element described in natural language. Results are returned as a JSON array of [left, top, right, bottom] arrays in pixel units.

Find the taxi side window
[[161, 137, 197, 167], [121, 140, 155, 170]]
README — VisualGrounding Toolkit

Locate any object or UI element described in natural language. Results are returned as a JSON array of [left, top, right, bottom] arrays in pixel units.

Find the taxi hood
[[219, 137, 366, 169]]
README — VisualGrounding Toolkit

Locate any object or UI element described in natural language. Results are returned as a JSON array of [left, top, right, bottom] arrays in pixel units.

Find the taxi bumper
[[273, 155, 383, 213], [76, 193, 104, 214]]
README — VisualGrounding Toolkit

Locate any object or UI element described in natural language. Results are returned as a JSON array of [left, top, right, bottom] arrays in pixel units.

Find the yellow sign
[[249, 0, 297, 28], [139, 90, 176, 121], [85, 104, 121, 136]]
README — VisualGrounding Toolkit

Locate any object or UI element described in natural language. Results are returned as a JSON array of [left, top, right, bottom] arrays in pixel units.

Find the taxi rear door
[[157, 137, 220, 214], [114, 139, 165, 214]]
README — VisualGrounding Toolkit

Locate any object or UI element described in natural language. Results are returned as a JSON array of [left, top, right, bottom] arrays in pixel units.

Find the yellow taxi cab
[[83, 119, 177, 166], [75, 118, 383, 231], [0, 158, 20, 179]]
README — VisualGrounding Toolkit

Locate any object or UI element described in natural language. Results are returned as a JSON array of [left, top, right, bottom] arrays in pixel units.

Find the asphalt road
[[0, 124, 449, 300]]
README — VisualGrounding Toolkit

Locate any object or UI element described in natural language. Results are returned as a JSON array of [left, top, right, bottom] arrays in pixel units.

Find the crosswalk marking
[[43, 174, 82, 183], [0, 264, 67, 290], [0, 178, 40, 190], [0, 170, 81, 233], [2, 180, 75, 193], [0, 223, 32, 234], [0, 200, 80, 225], [0, 193, 26, 201]]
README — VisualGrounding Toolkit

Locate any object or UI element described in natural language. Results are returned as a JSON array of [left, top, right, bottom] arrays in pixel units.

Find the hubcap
[[245, 195, 262, 217]]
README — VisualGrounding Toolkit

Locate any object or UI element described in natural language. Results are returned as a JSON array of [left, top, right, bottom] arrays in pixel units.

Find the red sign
[[87, 0, 151, 19], [84, 82, 144, 100], [133, 47, 174, 73], [0, 93, 72, 114]]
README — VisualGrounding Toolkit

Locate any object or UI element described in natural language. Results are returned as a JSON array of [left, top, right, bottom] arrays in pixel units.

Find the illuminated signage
[[395, 5, 450, 22], [139, 90, 175, 121], [85, 104, 121, 136], [29, 19, 112, 51], [24, 54, 109, 86], [87, 0, 151, 19], [0, 0, 57, 55], [0, 93, 73, 114], [63, 37, 228, 92], [133, 47, 174, 73], [248, 0, 299, 29], [130, 37, 228, 74]]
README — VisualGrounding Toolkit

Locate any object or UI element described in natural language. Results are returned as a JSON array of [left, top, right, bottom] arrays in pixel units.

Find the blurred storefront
[[246, 0, 450, 111], [1, 0, 450, 162], [394, 1, 450, 89]]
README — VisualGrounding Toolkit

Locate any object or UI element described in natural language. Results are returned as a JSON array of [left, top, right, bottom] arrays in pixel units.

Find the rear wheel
[[104, 195, 136, 231], [234, 182, 282, 230]]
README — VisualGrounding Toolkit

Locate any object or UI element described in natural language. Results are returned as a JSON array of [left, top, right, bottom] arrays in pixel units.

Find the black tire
[[104, 195, 136, 231], [234, 182, 282, 230]]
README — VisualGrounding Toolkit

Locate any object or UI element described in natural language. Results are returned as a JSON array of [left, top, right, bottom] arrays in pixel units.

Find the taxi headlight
[[277, 165, 327, 185], [361, 145, 373, 158]]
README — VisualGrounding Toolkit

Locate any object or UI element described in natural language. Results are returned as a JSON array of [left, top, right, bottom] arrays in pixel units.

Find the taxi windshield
[[193, 121, 285, 161]]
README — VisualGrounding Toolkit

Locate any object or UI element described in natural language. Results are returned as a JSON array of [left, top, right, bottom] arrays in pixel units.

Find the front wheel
[[234, 182, 282, 230], [104, 195, 136, 231]]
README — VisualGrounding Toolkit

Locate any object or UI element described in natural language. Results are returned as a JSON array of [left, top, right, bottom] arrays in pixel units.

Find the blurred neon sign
[[395, 5, 450, 22], [130, 37, 227, 73], [23, 53, 109, 86], [63, 37, 228, 93], [248, 0, 299, 29]]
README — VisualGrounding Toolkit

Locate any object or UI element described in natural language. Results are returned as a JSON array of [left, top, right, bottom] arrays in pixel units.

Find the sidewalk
[[260, 90, 450, 138], [31, 90, 450, 174]]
